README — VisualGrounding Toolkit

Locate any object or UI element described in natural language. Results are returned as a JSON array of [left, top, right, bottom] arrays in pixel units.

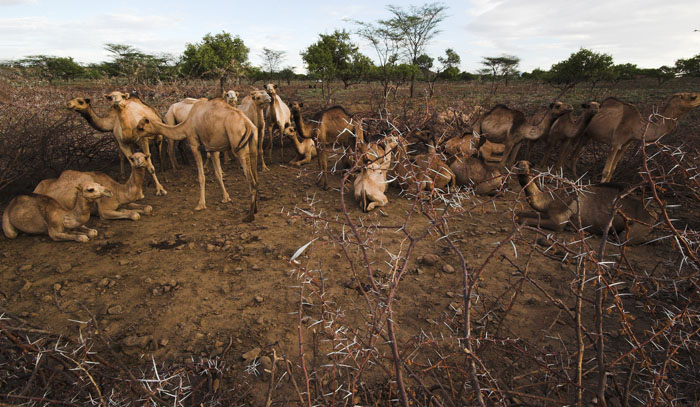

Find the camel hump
[[325, 105, 353, 117]]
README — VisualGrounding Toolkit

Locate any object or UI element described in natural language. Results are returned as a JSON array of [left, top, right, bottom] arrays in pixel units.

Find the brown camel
[[390, 135, 456, 194], [284, 125, 317, 166], [264, 84, 292, 160], [238, 90, 272, 171], [289, 102, 364, 189], [571, 93, 700, 182], [3, 182, 112, 242], [134, 98, 259, 222], [34, 153, 152, 221], [537, 101, 600, 170], [515, 161, 656, 244], [163, 97, 207, 169], [449, 155, 504, 195], [475, 101, 573, 167]]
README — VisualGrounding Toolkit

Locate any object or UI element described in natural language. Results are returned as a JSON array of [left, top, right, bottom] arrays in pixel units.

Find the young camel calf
[[34, 153, 152, 221], [354, 138, 397, 212], [3, 182, 112, 242], [284, 125, 317, 166], [515, 161, 656, 244]]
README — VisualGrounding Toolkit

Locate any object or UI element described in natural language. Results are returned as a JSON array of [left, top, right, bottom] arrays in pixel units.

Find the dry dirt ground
[[0, 149, 671, 402]]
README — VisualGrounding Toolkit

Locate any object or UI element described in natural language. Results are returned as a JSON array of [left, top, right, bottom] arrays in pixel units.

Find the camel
[[289, 101, 364, 189], [223, 90, 239, 106], [515, 161, 656, 244], [449, 155, 504, 195], [390, 135, 456, 194], [444, 133, 479, 159], [238, 90, 272, 171], [571, 93, 700, 182], [134, 98, 259, 221], [264, 84, 292, 160], [475, 101, 573, 167], [284, 125, 317, 166], [34, 153, 152, 221], [354, 138, 397, 212], [3, 182, 112, 242], [163, 97, 207, 169], [534, 102, 601, 171]]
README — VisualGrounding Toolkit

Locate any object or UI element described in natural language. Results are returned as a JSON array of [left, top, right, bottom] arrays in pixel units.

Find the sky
[[1, 0, 699, 74]]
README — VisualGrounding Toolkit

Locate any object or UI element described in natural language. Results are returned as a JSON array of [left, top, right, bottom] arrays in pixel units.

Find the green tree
[[260, 48, 286, 82], [675, 54, 700, 77], [385, 2, 447, 97], [612, 63, 640, 82], [301, 30, 365, 103], [355, 19, 403, 108], [180, 32, 250, 92], [639, 66, 676, 85], [279, 66, 296, 85], [521, 68, 548, 81], [480, 55, 520, 94], [104, 43, 174, 85], [17, 55, 84, 83], [548, 48, 614, 97], [437, 48, 460, 79]]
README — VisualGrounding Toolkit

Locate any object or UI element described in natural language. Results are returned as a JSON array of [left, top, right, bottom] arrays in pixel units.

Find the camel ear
[[122, 93, 130, 100], [85, 98, 91, 104], [274, 84, 278, 89], [145, 153, 151, 159], [75, 185, 83, 192], [299, 102, 304, 107]]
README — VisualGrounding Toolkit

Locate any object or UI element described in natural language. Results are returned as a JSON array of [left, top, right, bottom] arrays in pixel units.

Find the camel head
[[223, 90, 239, 106], [548, 101, 574, 118], [76, 182, 112, 201], [289, 101, 303, 113], [104, 91, 130, 109], [66, 97, 91, 111], [283, 124, 298, 138], [128, 152, 150, 169], [250, 90, 272, 107], [667, 93, 700, 112], [582, 101, 601, 115], [513, 160, 534, 187], [264, 83, 278, 96], [135, 118, 159, 140]]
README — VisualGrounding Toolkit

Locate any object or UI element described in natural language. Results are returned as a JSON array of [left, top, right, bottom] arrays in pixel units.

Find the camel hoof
[[144, 206, 153, 215], [221, 197, 232, 204], [156, 188, 167, 196], [262, 165, 270, 172], [195, 204, 206, 211], [243, 215, 254, 223], [77, 235, 89, 243], [87, 229, 98, 238], [130, 213, 141, 221]]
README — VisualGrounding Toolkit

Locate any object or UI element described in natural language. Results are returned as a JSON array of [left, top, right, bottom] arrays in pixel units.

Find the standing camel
[[537, 101, 600, 170], [163, 97, 207, 169], [264, 84, 292, 160], [238, 90, 272, 171], [289, 102, 364, 189], [572, 93, 700, 182], [475, 101, 573, 168], [134, 98, 259, 222]]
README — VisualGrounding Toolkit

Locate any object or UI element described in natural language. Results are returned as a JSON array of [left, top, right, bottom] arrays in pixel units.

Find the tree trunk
[[409, 71, 415, 98]]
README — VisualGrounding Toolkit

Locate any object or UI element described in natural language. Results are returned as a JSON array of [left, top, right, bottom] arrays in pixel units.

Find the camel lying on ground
[[475, 101, 573, 167], [354, 138, 397, 212], [264, 84, 292, 160], [537, 102, 600, 171], [290, 102, 364, 189], [34, 153, 152, 221], [390, 135, 456, 194], [515, 161, 656, 244], [238, 90, 272, 171], [573, 93, 700, 182], [284, 126, 317, 166], [135, 98, 259, 221], [3, 182, 112, 242], [450, 155, 504, 195]]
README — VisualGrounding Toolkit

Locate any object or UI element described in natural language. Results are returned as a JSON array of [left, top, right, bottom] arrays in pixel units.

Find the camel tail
[[2, 201, 18, 239], [362, 187, 368, 213]]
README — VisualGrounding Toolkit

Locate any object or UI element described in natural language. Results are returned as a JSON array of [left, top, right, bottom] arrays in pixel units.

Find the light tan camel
[[449, 155, 504, 195], [289, 102, 364, 189], [354, 138, 397, 212], [572, 93, 700, 182], [223, 90, 239, 106], [515, 161, 656, 244], [238, 90, 272, 171], [135, 98, 259, 221], [264, 84, 292, 160], [284, 125, 317, 166], [475, 101, 573, 167], [34, 153, 152, 221], [391, 135, 456, 193], [164, 97, 207, 169], [3, 182, 112, 242], [535, 102, 600, 170]]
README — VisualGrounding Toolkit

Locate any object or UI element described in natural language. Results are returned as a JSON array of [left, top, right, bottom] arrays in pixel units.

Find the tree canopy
[[547, 48, 614, 96], [180, 32, 249, 91]]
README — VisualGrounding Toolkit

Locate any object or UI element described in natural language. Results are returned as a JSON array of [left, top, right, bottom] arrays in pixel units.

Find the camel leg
[[190, 144, 207, 211], [126, 203, 153, 215], [600, 145, 622, 183], [78, 225, 98, 238], [48, 227, 90, 243], [507, 141, 523, 167], [167, 139, 178, 170], [258, 125, 269, 172], [317, 143, 329, 189], [608, 141, 633, 181], [210, 152, 232, 204], [98, 206, 141, 221], [234, 147, 258, 222], [555, 139, 573, 173], [568, 136, 589, 178], [118, 150, 127, 180], [537, 139, 555, 169], [138, 139, 167, 196], [520, 216, 567, 232]]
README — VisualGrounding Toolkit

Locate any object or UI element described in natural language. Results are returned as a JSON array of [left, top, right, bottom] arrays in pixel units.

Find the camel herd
[[2, 85, 699, 245]]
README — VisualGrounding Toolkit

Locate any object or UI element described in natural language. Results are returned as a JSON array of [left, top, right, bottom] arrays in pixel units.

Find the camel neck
[[71, 192, 92, 224], [519, 174, 550, 212], [292, 110, 311, 139], [81, 105, 115, 132], [150, 120, 188, 141], [126, 166, 146, 200]]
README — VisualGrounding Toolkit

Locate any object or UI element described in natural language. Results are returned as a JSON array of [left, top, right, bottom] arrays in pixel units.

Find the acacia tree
[[355, 20, 403, 108], [547, 48, 614, 98], [260, 48, 286, 82], [480, 55, 520, 94], [385, 2, 447, 98], [675, 54, 700, 77], [180, 32, 249, 93], [301, 30, 367, 103], [16, 55, 84, 83]]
